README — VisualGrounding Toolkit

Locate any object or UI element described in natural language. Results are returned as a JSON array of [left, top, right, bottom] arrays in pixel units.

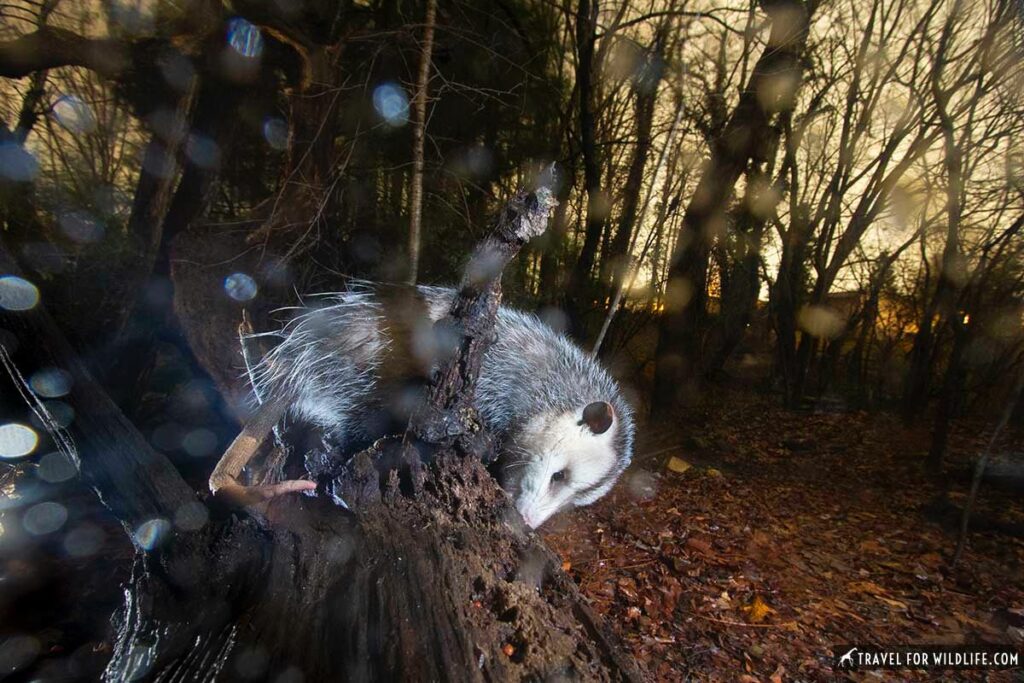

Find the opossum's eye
[[550, 469, 567, 485]]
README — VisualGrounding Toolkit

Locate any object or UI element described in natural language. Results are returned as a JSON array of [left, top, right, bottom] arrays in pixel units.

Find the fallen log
[[0, 171, 644, 681]]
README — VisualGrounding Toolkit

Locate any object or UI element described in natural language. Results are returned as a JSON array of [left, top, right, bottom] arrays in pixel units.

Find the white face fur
[[510, 402, 619, 529]]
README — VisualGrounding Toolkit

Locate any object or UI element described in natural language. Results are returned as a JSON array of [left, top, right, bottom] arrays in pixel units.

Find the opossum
[[234, 284, 635, 528]]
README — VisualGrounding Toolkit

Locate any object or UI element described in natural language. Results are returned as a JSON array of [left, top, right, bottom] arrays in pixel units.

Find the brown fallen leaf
[[847, 580, 887, 596], [686, 536, 713, 555], [742, 595, 777, 623], [667, 456, 692, 473]]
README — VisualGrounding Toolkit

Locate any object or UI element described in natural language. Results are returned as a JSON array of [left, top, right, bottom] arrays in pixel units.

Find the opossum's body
[[249, 284, 634, 527]]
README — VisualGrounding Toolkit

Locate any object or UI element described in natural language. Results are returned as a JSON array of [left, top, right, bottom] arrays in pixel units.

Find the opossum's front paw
[[212, 479, 318, 509]]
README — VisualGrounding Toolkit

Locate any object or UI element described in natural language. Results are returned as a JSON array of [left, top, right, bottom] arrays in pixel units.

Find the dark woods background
[[1, 0, 1024, 677]]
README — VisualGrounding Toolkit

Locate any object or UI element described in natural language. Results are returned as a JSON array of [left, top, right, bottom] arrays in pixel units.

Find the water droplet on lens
[[186, 134, 221, 169], [23, 501, 68, 535], [224, 272, 258, 302], [372, 82, 410, 127], [30, 400, 74, 429], [174, 501, 209, 531], [30, 368, 72, 398], [538, 307, 569, 334], [20, 242, 66, 274], [133, 518, 171, 551], [141, 143, 177, 179], [52, 95, 97, 133], [0, 142, 39, 182], [0, 423, 38, 459], [235, 646, 269, 679], [37, 452, 77, 483], [58, 211, 104, 244], [182, 428, 217, 457], [227, 18, 264, 58], [263, 117, 289, 150], [64, 522, 105, 557], [0, 276, 40, 311], [158, 50, 195, 91], [150, 423, 184, 451]]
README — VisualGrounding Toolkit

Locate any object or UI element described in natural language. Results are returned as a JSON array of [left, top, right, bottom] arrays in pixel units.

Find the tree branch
[[0, 27, 130, 79]]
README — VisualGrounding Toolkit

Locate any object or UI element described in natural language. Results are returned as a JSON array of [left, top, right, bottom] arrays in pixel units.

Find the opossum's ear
[[581, 401, 614, 435]]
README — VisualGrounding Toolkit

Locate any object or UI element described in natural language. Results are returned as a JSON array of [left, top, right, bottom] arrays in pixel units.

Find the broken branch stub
[[404, 167, 557, 456]]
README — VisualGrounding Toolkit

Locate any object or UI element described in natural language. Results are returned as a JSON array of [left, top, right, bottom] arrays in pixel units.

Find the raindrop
[[158, 50, 195, 91], [133, 518, 171, 551], [182, 428, 217, 457], [141, 142, 177, 179], [23, 501, 68, 535], [148, 109, 188, 144], [186, 134, 221, 169], [458, 145, 493, 179], [0, 423, 38, 459], [227, 18, 264, 58], [0, 276, 40, 311], [259, 256, 291, 286], [150, 423, 184, 451], [263, 117, 289, 150], [109, 2, 154, 34], [58, 211, 104, 244], [64, 523, 105, 557], [37, 452, 77, 483], [30, 367, 72, 398], [372, 82, 410, 127], [538, 307, 569, 335], [224, 272, 258, 302], [0, 142, 39, 182], [235, 646, 269, 679], [20, 242, 66, 274], [174, 501, 209, 532], [30, 400, 74, 429], [274, 666, 305, 683], [797, 305, 844, 339], [624, 469, 658, 502], [52, 95, 97, 133]]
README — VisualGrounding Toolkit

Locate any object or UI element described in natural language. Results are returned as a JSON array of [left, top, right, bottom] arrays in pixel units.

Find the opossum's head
[[498, 400, 631, 529]]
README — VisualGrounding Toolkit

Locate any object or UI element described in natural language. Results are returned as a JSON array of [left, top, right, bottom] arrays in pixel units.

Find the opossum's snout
[[500, 401, 622, 529]]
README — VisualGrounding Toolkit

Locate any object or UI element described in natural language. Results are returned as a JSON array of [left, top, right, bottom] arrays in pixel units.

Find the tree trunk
[[406, 0, 438, 285], [928, 321, 968, 474], [566, 0, 605, 331], [605, 34, 664, 288], [653, 0, 811, 412]]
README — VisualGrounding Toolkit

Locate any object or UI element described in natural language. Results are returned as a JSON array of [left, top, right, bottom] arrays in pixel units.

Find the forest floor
[[4, 387, 1023, 681], [544, 388, 1024, 682]]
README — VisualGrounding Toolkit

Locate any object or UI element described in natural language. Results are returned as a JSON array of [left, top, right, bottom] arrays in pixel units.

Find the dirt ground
[[544, 388, 1024, 682]]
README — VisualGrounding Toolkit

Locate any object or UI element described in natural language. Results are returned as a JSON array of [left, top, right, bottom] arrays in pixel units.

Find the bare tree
[[406, 0, 438, 285]]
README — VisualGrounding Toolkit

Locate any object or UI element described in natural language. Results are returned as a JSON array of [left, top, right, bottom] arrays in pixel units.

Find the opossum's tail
[[209, 395, 316, 504]]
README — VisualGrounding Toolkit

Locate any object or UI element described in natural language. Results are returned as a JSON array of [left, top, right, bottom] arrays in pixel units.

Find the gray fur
[[248, 284, 635, 513]]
